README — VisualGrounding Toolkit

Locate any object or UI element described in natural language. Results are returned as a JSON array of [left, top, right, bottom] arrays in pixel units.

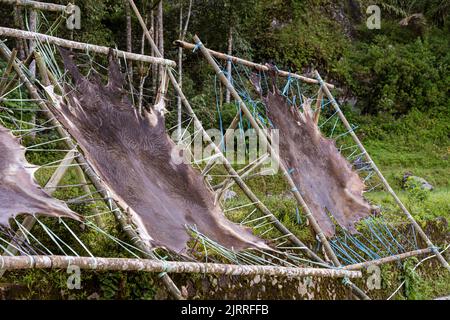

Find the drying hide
[[0, 125, 80, 227], [46, 48, 267, 254], [251, 69, 373, 237]]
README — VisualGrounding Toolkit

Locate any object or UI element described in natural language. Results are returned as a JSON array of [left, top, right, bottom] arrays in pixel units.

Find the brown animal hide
[[48, 48, 267, 254], [251, 71, 372, 237], [0, 125, 80, 227]]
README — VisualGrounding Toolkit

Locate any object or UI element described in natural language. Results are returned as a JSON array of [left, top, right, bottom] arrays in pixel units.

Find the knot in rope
[[193, 42, 203, 53]]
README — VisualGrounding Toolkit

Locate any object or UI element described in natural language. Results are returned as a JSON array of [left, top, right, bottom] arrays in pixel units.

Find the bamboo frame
[[193, 34, 370, 300], [0, 0, 68, 13], [315, 71, 450, 273], [174, 39, 334, 89], [0, 43, 184, 300], [127, 0, 324, 265], [0, 27, 176, 66], [0, 255, 362, 279], [128, 0, 372, 299]]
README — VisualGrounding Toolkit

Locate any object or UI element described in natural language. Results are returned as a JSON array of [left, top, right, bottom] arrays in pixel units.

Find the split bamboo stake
[[0, 0, 68, 12], [0, 43, 183, 300], [315, 71, 450, 273], [126, 0, 324, 266], [174, 39, 334, 89], [73, 165, 104, 228], [0, 27, 176, 66], [193, 35, 370, 300], [0, 255, 362, 279], [0, 48, 17, 95]]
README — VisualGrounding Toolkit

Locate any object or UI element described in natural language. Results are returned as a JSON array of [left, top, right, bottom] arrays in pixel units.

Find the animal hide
[[0, 125, 80, 227], [251, 70, 373, 237], [47, 48, 267, 254]]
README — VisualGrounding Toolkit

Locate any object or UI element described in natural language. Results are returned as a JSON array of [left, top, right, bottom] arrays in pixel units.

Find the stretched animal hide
[[47, 48, 267, 254], [251, 70, 373, 237], [0, 125, 80, 227]]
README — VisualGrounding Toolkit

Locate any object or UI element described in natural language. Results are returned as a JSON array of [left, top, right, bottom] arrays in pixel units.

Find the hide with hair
[[252, 71, 373, 237], [0, 125, 80, 227], [47, 48, 267, 254]]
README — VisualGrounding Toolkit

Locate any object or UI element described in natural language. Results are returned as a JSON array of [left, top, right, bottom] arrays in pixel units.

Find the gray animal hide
[[251, 70, 373, 237], [0, 125, 80, 227], [48, 48, 267, 254]]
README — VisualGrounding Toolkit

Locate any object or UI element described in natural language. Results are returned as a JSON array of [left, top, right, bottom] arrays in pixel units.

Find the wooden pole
[[0, 49, 17, 95], [0, 43, 183, 300], [343, 248, 433, 270], [174, 39, 334, 89], [126, 0, 324, 266], [315, 71, 450, 273], [0, 0, 68, 12], [0, 255, 362, 279], [194, 35, 370, 300], [0, 27, 176, 66]]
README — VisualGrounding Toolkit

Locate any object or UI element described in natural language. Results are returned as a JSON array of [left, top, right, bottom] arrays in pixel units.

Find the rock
[[281, 190, 294, 200], [223, 190, 237, 201], [403, 172, 434, 191], [87, 292, 100, 300]]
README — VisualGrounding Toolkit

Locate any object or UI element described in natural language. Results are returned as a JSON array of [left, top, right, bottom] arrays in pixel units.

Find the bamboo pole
[[0, 43, 183, 300], [0, 49, 17, 95], [194, 35, 370, 300], [0, 27, 176, 66], [0, 255, 362, 279], [126, 0, 324, 266], [343, 248, 433, 270], [174, 39, 334, 89], [73, 165, 104, 229], [314, 88, 323, 126], [315, 71, 450, 273], [0, 0, 67, 12]]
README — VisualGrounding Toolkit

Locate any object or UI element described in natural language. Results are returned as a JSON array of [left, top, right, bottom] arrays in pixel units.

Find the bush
[[335, 33, 449, 115]]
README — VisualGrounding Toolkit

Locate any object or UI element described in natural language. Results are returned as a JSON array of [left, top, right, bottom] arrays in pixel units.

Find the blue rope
[[192, 41, 203, 52]]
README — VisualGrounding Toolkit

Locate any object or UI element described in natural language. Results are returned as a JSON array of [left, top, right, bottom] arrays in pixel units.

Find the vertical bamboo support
[[0, 43, 184, 300], [194, 35, 369, 300], [73, 165, 105, 228], [314, 88, 323, 126], [315, 71, 450, 272], [0, 49, 17, 95], [126, 0, 324, 265]]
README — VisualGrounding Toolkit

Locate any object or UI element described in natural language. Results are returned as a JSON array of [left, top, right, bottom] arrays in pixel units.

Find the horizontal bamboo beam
[[174, 39, 334, 89], [342, 248, 433, 270], [0, 0, 67, 12], [0, 255, 362, 278], [0, 27, 176, 66]]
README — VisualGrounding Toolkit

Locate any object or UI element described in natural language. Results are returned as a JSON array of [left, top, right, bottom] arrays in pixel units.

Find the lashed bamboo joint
[[0, 255, 363, 278], [174, 39, 334, 89], [0, 27, 176, 66]]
